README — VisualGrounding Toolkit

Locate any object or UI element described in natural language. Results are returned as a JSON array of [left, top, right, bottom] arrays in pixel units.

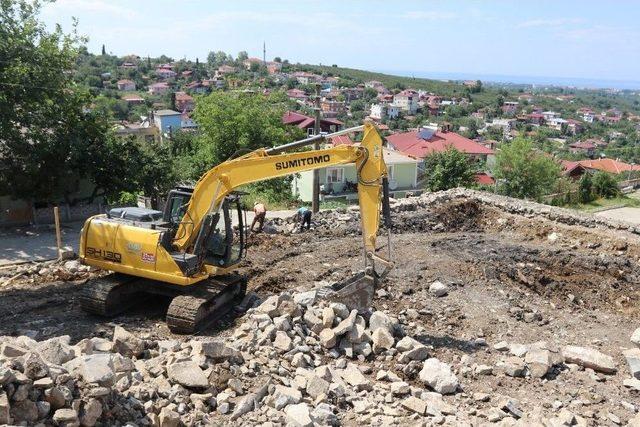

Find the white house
[[393, 90, 418, 115], [369, 104, 399, 120]]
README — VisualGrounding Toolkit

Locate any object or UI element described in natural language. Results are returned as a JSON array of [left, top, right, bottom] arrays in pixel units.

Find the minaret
[[263, 41, 266, 65]]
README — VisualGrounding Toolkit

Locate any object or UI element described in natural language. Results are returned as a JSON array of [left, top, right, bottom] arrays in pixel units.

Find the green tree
[[237, 51, 248, 61], [0, 0, 132, 203], [424, 147, 475, 191], [578, 173, 594, 203], [101, 43, 106, 55], [592, 171, 619, 198], [493, 138, 561, 200]]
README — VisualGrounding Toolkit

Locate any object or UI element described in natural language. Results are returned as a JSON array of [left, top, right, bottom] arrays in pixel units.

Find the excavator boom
[[78, 122, 392, 333]]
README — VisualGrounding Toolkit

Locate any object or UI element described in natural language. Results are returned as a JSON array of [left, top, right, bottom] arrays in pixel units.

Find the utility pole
[[312, 83, 322, 213]]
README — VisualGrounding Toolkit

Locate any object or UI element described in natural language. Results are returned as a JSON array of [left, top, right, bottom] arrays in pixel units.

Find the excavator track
[[79, 273, 142, 317], [166, 275, 247, 334]]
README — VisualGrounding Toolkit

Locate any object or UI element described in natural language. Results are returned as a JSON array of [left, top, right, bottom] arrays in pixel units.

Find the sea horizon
[[375, 69, 640, 91]]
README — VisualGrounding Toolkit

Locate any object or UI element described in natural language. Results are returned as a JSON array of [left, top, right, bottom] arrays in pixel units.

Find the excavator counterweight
[[78, 122, 392, 333]]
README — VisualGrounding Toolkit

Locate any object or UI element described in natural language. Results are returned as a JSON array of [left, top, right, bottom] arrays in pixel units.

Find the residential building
[[120, 62, 137, 69], [518, 93, 535, 102], [153, 110, 182, 134], [342, 87, 364, 102], [181, 113, 198, 130], [282, 110, 342, 135], [370, 103, 399, 120], [117, 79, 136, 91], [490, 119, 517, 137], [501, 101, 519, 115], [121, 94, 145, 104], [185, 81, 209, 94], [156, 67, 177, 79], [542, 111, 560, 121], [286, 88, 308, 103], [568, 141, 596, 157], [364, 80, 383, 89], [148, 82, 170, 95], [175, 91, 194, 112], [562, 158, 640, 179], [566, 119, 584, 135], [217, 65, 237, 76], [527, 113, 545, 125], [292, 71, 319, 85], [321, 99, 345, 115], [292, 147, 421, 202], [392, 90, 418, 115], [113, 119, 158, 143], [386, 125, 494, 163], [547, 117, 568, 131]]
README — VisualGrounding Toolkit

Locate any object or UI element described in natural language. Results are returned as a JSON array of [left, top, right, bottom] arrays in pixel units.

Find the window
[[326, 167, 344, 183]]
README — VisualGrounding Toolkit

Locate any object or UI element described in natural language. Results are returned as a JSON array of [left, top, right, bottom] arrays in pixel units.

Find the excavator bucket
[[327, 271, 377, 313]]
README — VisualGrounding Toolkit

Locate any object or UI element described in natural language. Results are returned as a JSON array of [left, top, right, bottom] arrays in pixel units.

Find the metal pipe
[[265, 125, 365, 155]]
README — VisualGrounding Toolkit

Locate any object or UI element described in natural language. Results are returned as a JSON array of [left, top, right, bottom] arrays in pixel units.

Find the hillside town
[[3, 2, 640, 427]]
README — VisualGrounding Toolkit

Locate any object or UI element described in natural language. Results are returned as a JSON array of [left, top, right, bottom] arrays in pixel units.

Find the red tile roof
[[569, 141, 595, 149], [574, 158, 640, 174], [386, 130, 494, 158], [282, 111, 343, 128], [330, 134, 355, 146], [474, 172, 495, 185]]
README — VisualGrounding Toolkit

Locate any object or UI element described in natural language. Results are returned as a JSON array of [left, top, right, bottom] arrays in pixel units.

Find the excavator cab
[[162, 188, 246, 271]]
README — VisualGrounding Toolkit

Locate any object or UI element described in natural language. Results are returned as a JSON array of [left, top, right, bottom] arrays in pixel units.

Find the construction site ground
[[1, 189, 640, 424]]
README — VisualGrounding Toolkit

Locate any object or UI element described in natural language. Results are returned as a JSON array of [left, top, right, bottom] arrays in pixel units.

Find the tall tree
[[493, 138, 561, 201], [101, 43, 106, 55], [0, 1, 137, 204], [424, 147, 475, 191]]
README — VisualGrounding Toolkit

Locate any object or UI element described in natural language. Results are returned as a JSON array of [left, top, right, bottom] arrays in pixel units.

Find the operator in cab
[[297, 205, 312, 231]]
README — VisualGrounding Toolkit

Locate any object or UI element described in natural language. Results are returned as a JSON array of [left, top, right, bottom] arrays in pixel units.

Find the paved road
[[0, 209, 301, 266], [595, 207, 640, 225], [0, 223, 83, 266]]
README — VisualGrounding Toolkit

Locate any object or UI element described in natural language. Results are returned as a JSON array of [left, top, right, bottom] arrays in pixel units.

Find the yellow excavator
[[78, 122, 393, 333]]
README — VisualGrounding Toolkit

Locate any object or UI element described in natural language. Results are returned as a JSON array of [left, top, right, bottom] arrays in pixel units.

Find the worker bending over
[[297, 206, 312, 231], [251, 202, 267, 233]]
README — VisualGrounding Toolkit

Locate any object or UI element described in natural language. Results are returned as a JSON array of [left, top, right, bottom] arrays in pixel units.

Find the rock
[[368, 311, 396, 334], [36, 336, 75, 365], [340, 364, 371, 390], [525, 348, 552, 378], [159, 407, 180, 427], [390, 381, 410, 395], [500, 398, 523, 419], [319, 328, 337, 349], [321, 307, 335, 328], [624, 377, 640, 392], [294, 290, 317, 307], [272, 385, 302, 410], [493, 341, 510, 351], [333, 309, 358, 336], [501, 356, 526, 377], [33, 377, 53, 388], [330, 302, 349, 319], [10, 400, 38, 424], [53, 408, 78, 425], [371, 327, 394, 353], [0, 342, 28, 358], [632, 328, 640, 347], [23, 351, 49, 379], [419, 358, 459, 395], [73, 354, 115, 385], [258, 295, 281, 317], [401, 396, 427, 415], [112, 326, 144, 357], [167, 361, 209, 389], [303, 309, 323, 334], [285, 402, 313, 427], [474, 364, 493, 376], [562, 345, 616, 374], [422, 392, 455, 416], [306, 375, 330, 400], [273, 331, 293, 352], [80, 399, 102, 427], [45, 387, 67, 409], [36, 401, 50, 419], [0, 391, 9, 425], [311, 403, 337, 425], [230, 380, 270, 421], [157, 340, 180, 354], [509, 343, 528, 357], [623, 348, 640, 379], [198, 339, 243, 363], [429, 281, 449, 297]]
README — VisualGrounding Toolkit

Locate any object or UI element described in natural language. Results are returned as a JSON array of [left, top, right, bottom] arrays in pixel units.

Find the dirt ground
[[1, 198, 640, 422]]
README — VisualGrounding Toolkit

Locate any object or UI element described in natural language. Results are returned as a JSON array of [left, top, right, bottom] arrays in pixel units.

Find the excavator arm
[[173, 122, 389, 264]]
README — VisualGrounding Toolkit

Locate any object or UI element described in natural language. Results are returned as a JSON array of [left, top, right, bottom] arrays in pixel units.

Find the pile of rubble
[[3, 286, 640, 426], [0, 260, 92, 287]]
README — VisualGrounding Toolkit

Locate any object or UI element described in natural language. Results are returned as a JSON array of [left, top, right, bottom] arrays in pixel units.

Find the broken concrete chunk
[[333, 309, 358, 336], [631, 327, 640, 347], [401, 396, 427, 415], [197, 339, 243, 364], [419, 358, 459, 394], [167, 361, 209, 389], [368, 311, 396, 334], [319, 329, 337, 349], [272, 385, 302, 410], [525, 348, 552, 378], [429, 281, 449, 297], [623, 348, 640, 379], [371, 327, 394, 353], [285, 402, 313, 427], [112, 326, 144, 357], [562, 345, 616, 374]]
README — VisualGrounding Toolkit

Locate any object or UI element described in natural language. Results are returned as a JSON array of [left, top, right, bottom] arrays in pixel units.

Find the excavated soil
[[1, 198, 639, 347]]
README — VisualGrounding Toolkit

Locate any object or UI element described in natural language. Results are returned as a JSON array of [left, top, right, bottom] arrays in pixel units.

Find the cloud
[[42, 0, 137, 21], [516, 18, 583, 29], [401, 11, 456, 20]]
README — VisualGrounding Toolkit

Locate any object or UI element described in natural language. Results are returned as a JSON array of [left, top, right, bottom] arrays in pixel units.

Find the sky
[[41, 0, 640, 84]]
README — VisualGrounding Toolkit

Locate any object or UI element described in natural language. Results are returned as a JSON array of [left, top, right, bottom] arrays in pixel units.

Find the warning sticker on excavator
[[141, 252, 155, 263]]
